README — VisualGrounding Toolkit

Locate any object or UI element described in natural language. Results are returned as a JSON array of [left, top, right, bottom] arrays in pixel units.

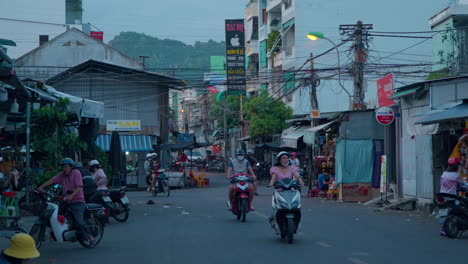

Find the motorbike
[[435, 192, 468, 238], [82, 176, 130, 223], [270, 178, 302, 244], [28, 187, 105, 249], [152, 169, 170, 197], [256, 162, 271, 183], [228, 173, 253, 222], [207, 160, 225, 172]]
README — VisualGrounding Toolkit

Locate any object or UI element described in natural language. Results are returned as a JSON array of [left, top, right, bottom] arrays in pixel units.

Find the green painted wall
[[210, 56, 226, 74], [260, 40, 267, 67], [432, 18, 455, 72]]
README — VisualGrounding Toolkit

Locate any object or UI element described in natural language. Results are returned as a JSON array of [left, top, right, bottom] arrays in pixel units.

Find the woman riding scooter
[[88, 160, 108, 190]]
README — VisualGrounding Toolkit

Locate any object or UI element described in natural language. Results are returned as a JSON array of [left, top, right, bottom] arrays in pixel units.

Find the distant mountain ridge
[[109, 32, 226, 85]]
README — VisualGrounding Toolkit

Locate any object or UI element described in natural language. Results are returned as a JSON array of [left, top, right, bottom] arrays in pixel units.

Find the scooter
[[152, 169, 170, 197], [107, 186, 130, 222], [270, 178, 302, 244], [228, 173, 253, 222], [436, 192, 468, 238], [28, 188, 105, 249]]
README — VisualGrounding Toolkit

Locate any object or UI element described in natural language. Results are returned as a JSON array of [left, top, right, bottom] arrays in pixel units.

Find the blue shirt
[[318, 174, 330, 189]]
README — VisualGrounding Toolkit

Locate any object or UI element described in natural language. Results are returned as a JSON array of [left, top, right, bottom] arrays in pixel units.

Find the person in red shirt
[[38, 158, 96, 247]]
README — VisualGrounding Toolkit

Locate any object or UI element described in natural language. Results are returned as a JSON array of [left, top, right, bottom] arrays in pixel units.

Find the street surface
[[10, 172, 468, 264]]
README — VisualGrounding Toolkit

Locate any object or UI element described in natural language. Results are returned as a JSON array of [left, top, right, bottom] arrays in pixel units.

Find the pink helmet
[[448, 157, 460, 165], [291, 152, 297, 157]]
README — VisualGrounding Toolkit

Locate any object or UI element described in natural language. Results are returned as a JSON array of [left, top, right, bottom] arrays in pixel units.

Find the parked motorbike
[[436, 192, 468, 238], [152, 169, 170, 197], [269, 178, 302, 244], [107, 186, 130, 222], [207, 160, 225, 172], [228, 173, 253, 222], [29, 188, 105, 249]]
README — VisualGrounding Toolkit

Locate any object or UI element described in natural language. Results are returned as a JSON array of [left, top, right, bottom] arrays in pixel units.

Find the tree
[[209, 94, 246, 129], [244, 93, 293, 138], [31, 98, 87, 183]]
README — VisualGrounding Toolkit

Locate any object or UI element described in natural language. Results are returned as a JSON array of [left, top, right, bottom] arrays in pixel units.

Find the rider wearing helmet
[[268, 152, 305, 188], [290, 152, 300, 167], [144, 153, 154, 191], [150, 153, 160, 192], [0, 233, 40, 263], [38, 158, 96, 247], [88, 160, 107, 190], [226, 150, 257, 210]]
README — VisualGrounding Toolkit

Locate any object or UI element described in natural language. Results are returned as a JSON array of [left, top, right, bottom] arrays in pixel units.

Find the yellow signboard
[[106, 120, 141, 132]]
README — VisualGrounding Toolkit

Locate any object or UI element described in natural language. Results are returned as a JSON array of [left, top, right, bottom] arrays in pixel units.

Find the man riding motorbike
[[226, 150, 257, 210], [38, 158, 96, 248], [88, 160, 107, 190]]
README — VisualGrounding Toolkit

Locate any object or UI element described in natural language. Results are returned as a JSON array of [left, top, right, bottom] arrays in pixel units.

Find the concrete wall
[[48, 71, 165, 136], [15, 29, 143, 81], [339, 111, 384, 140]]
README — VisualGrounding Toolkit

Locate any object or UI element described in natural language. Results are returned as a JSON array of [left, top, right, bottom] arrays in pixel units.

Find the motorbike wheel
[[286, 218, 295, 244], [163, 180, 171, 197], [241, 199, 248, 222], [79, 215, 105, 248], [29, 224, 45, 249], [112, 201, 130, 222], [444, 215, 461, 238]]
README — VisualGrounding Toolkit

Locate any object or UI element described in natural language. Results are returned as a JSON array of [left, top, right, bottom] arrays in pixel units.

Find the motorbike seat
[[85, 203, 104, 211]]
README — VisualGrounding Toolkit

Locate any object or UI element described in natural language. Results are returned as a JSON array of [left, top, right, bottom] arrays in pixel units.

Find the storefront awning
[[96, 134, 154, 152], [281, 126, 308, 149], [45, 85, 104, 119], [304, 121, 336, 144], [390, 87, 419, 99], [416, 102, 468, 125]]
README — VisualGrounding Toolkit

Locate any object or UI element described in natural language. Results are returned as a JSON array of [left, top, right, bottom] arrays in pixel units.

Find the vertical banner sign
[[380, 155, 387, 193], [377, 73, 395, 107], [225, 19, 246, 92]]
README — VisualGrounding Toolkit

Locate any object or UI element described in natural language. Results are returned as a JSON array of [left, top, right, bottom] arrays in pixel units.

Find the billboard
[[106, 120, 140, 132], [90, 31, 104, 42], [377, 73, 395, 107], [225, 19, 246, 92]]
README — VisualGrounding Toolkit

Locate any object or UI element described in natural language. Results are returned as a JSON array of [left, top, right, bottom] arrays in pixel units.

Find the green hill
[[109, 32, 226, 87]]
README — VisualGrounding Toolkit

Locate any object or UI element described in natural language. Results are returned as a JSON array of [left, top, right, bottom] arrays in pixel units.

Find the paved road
[[9, 172, 468, 264]]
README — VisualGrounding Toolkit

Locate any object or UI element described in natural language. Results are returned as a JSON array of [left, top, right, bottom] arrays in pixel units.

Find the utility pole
[[339, 21, 373, 110], [309, 53, 319, 191], [223, 92, 229, 173], [139, 55, 150, 70]]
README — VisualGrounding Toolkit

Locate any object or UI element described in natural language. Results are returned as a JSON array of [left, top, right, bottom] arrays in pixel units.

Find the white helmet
[[151, 153, 158, 157], [146, 153, 153, 159], [88, 160, 100, 167], [276, 151, 290, 160]]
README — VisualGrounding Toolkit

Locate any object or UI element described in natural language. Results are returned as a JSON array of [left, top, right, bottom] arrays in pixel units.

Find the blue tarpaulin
[[96, 134, 153, 152], [336, 139, 374, 184]]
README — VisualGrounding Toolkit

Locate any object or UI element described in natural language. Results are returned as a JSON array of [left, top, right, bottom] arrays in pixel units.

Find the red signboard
[[213, 145, 221, 154], [375, 107, 395, 125], [377, 73, 395, 107], [90, 31, 104, 42]]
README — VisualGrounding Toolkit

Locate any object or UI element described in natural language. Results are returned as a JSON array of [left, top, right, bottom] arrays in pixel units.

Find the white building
[[14, 28, 143, 81], [0, 0, 86, 58], [251, 0, 444, 114]]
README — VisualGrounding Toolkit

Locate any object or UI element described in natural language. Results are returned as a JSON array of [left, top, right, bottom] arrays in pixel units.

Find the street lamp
[[306, 32, 351, 98]]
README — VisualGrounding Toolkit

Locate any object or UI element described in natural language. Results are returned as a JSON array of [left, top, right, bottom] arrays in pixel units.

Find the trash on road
[[147, 200, 155, 205], [163, 205, 170, 209]]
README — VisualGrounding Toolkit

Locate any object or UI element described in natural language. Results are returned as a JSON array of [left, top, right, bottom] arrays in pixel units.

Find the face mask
[[237, 156, 245, 161], [281, 161, 289, 167]]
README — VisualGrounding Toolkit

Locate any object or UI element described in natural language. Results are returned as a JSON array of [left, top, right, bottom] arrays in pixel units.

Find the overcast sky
[[83, 0, 246, 44]]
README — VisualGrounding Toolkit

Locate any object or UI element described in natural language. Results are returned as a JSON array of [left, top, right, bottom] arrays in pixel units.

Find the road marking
[[352, 252, 369, 257], [348, 257, 368, 264], [252, 211, 269, 219], [317, 241, 332, 248]]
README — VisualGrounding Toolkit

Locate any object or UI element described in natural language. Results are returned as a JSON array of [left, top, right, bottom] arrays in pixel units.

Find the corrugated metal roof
[[416, 102, 468, 125]]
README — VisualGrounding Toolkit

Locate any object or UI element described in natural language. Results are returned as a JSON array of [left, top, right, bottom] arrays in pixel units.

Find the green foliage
[[266, 30, 281, 57], [33, 169, 60, 186], [209, 94, 248, 129], [31, 98, 87, 172], [426, 70, 450, 80], [109, 32, 226, 87], [244, 94, 293, 138]]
